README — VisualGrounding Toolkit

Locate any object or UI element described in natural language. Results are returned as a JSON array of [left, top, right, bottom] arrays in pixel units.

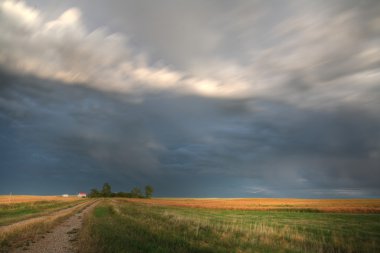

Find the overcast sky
[[1, 0, 379, 197]]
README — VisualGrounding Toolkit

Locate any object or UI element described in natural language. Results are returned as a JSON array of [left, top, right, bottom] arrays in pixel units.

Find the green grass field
[[78, 199, 380, 253]]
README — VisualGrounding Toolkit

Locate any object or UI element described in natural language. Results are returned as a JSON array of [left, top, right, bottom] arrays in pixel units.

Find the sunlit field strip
[[0, 195, 80, 204], [126, 198, 380, 213]]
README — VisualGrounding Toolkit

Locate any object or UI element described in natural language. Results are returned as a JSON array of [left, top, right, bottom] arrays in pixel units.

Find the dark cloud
[[1, 69, 379, 197]]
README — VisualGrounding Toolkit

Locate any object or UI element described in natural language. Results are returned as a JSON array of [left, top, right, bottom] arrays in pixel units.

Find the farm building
[[62, 194, 69, 197], [77, 192, 87, 198]]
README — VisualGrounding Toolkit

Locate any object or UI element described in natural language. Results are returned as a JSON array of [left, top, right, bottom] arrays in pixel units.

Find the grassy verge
[[0, 199, 85, 225], [79, 199, 380, 253]]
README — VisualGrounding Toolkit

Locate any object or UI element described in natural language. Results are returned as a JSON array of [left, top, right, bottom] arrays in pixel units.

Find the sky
[[0, 0, 379, 197]]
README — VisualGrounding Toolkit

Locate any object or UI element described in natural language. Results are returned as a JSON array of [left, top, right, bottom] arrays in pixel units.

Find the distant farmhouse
[[78, 192, 87, 198], [62, 194, 69, 197]]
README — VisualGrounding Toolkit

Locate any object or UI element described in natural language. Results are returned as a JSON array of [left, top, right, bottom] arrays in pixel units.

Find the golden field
[[127, 198, 380, 213], [2, 196, 379, 212], [0, 195, 80, 204]]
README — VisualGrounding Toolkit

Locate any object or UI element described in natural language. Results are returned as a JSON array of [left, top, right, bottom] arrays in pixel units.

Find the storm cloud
[[0, 0, 379, 197]]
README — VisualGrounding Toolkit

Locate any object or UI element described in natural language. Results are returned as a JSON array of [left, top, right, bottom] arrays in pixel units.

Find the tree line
[[88, 183, 154, 198]]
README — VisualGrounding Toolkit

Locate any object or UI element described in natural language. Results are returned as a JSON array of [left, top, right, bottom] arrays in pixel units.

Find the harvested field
[[78, 199, 380, 253], [2, 197, 380, 252], [126, 198, 380, 213]]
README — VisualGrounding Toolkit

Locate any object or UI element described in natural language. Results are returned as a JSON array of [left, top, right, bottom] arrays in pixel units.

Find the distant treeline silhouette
[[88, 183, 153, 198]]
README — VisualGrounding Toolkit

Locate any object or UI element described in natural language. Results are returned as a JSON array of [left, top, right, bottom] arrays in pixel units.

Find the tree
[[101, 183, 112, 197], [88, 183, 154, 198], [131, 187, 142, 198], [144, 185, 154, 198], [89, 188, 100, 198]]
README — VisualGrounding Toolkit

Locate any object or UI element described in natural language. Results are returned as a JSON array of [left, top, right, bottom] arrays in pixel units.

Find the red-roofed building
[[77, 192, 87, 198]]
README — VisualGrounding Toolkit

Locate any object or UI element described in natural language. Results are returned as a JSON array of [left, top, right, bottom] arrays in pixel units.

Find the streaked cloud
[[2, 0, 379, 106], [0, 0, 252, 98]]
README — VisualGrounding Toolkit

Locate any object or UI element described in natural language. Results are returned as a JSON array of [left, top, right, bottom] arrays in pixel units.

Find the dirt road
[[0, 201, 90, 236], [9, 201, 98, 253]]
